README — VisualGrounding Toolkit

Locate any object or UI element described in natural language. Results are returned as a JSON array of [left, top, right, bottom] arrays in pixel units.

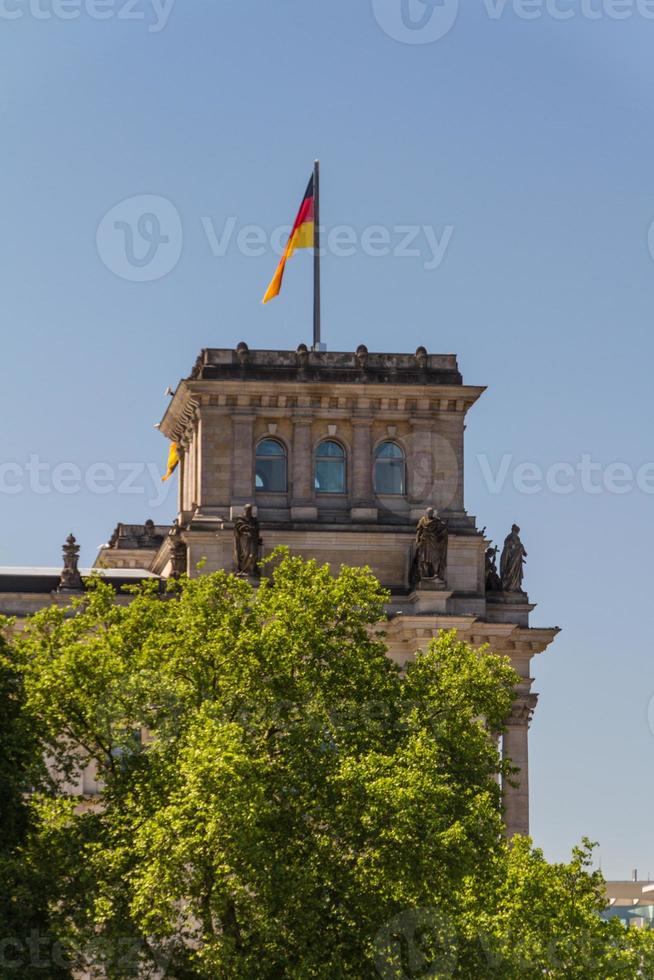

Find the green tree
[[0, 629, 71, 978], [7, 551, 654, 978], [460, 837, 654, 978]]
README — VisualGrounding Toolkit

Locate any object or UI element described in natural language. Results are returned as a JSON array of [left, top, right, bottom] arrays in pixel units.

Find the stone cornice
[[190, 345, 463, 386], [386, 616, 560, 658], [159, 380, 486, 441]]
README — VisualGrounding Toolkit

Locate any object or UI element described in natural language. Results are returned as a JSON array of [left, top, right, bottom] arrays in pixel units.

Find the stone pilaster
[[503, 692, 538, 837], [351, 418, 376, 521], [408, 419, 433, 518], [231, 414, 255, 515], [435, 414, 464, 512], [291, 416, 317, 520], [197, 406, 232, 511]]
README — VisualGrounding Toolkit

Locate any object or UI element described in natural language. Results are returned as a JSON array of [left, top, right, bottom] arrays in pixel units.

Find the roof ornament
[[355, 344, 369, 372], [236, 341, 250, 368], [415, 346, 428, 370], [58, 533, 84, 592], [295, 343, 309, 372]]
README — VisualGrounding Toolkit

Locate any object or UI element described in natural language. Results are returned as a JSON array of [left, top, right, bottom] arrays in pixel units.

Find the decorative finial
[[415, 346, 428, 369], [296, 343, 309, 371], [236, 341, 249, 367], [58, 533, 83, 592]]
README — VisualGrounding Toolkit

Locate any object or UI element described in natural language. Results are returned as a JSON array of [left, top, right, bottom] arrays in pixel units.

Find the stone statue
[[485, 544, 502, 592], [500, 524, 527, 594], [58, 533, 83, 591], [169, 520, 187, 578], [234, 504, 262, 578], [412, 507, 448, 584]]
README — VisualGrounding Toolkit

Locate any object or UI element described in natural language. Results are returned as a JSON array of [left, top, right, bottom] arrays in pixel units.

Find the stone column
[[231, 414, 255, 517], [351, 418, 376, 521], [291, 416, 317, 520], [502, 693, 538, 837]]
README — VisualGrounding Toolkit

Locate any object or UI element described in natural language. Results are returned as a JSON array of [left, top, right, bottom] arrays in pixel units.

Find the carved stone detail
[[500, 524, 527, 594], [234, 504, 262, 578], [415, 345, 428, 370], [410, 507, 448, 587], [295, 344, 309, 372], [236, 341, 249, 368], [485, 543, 502, 592], [168, 521, 188, 579], [58, 534, 83, 592], [507, 693, 538, 728]]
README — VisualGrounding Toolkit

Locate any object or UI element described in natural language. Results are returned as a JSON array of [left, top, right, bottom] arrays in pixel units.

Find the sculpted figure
[[500, 524, 527, 594], [413, 506, 448, 583], [234, 504, 262, 577], [169, 520, 188, 579], [485, 544, 502, 592]]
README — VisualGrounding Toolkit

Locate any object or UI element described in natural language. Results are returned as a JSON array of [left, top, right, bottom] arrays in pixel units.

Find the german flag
[[262, 174, 315, 303]]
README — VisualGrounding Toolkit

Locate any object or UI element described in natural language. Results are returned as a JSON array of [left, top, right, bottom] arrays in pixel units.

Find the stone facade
[[0, 343, 559, 837], [153, 343, 559, 836]]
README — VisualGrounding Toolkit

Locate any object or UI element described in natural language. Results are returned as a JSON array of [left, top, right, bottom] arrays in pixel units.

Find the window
[[315, 440, 346, 494], [255, 439, 287, 492], [374, 441, 406, 495]]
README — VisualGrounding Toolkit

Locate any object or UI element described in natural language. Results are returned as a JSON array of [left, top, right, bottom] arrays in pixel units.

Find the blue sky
[[2, 0, 654, 878]]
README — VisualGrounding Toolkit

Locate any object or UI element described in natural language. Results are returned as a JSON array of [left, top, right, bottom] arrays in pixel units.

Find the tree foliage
[[2, 551, 652, 977], [0, 628, 69, 978]]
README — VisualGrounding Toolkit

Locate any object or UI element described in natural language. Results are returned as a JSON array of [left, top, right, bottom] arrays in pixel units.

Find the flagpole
[[313, 159, 321, 350]]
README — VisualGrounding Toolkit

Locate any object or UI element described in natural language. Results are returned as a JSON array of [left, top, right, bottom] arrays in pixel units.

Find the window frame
[[255, 437, 288, 494], [314, 439, 347, 495], [373, 440, 407, 497]]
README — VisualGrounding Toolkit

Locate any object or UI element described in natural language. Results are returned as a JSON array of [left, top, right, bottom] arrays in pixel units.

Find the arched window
[[315, 440, 346, 494], [255, 439, 287, 492], [374, 441, 406, 495]]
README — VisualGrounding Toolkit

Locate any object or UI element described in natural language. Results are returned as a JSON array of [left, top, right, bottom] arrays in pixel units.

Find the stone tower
[[151, 342, 558, 836]]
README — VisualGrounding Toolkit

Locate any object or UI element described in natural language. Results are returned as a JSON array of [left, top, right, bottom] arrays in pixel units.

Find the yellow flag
[[162, 442, 180, 482]]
